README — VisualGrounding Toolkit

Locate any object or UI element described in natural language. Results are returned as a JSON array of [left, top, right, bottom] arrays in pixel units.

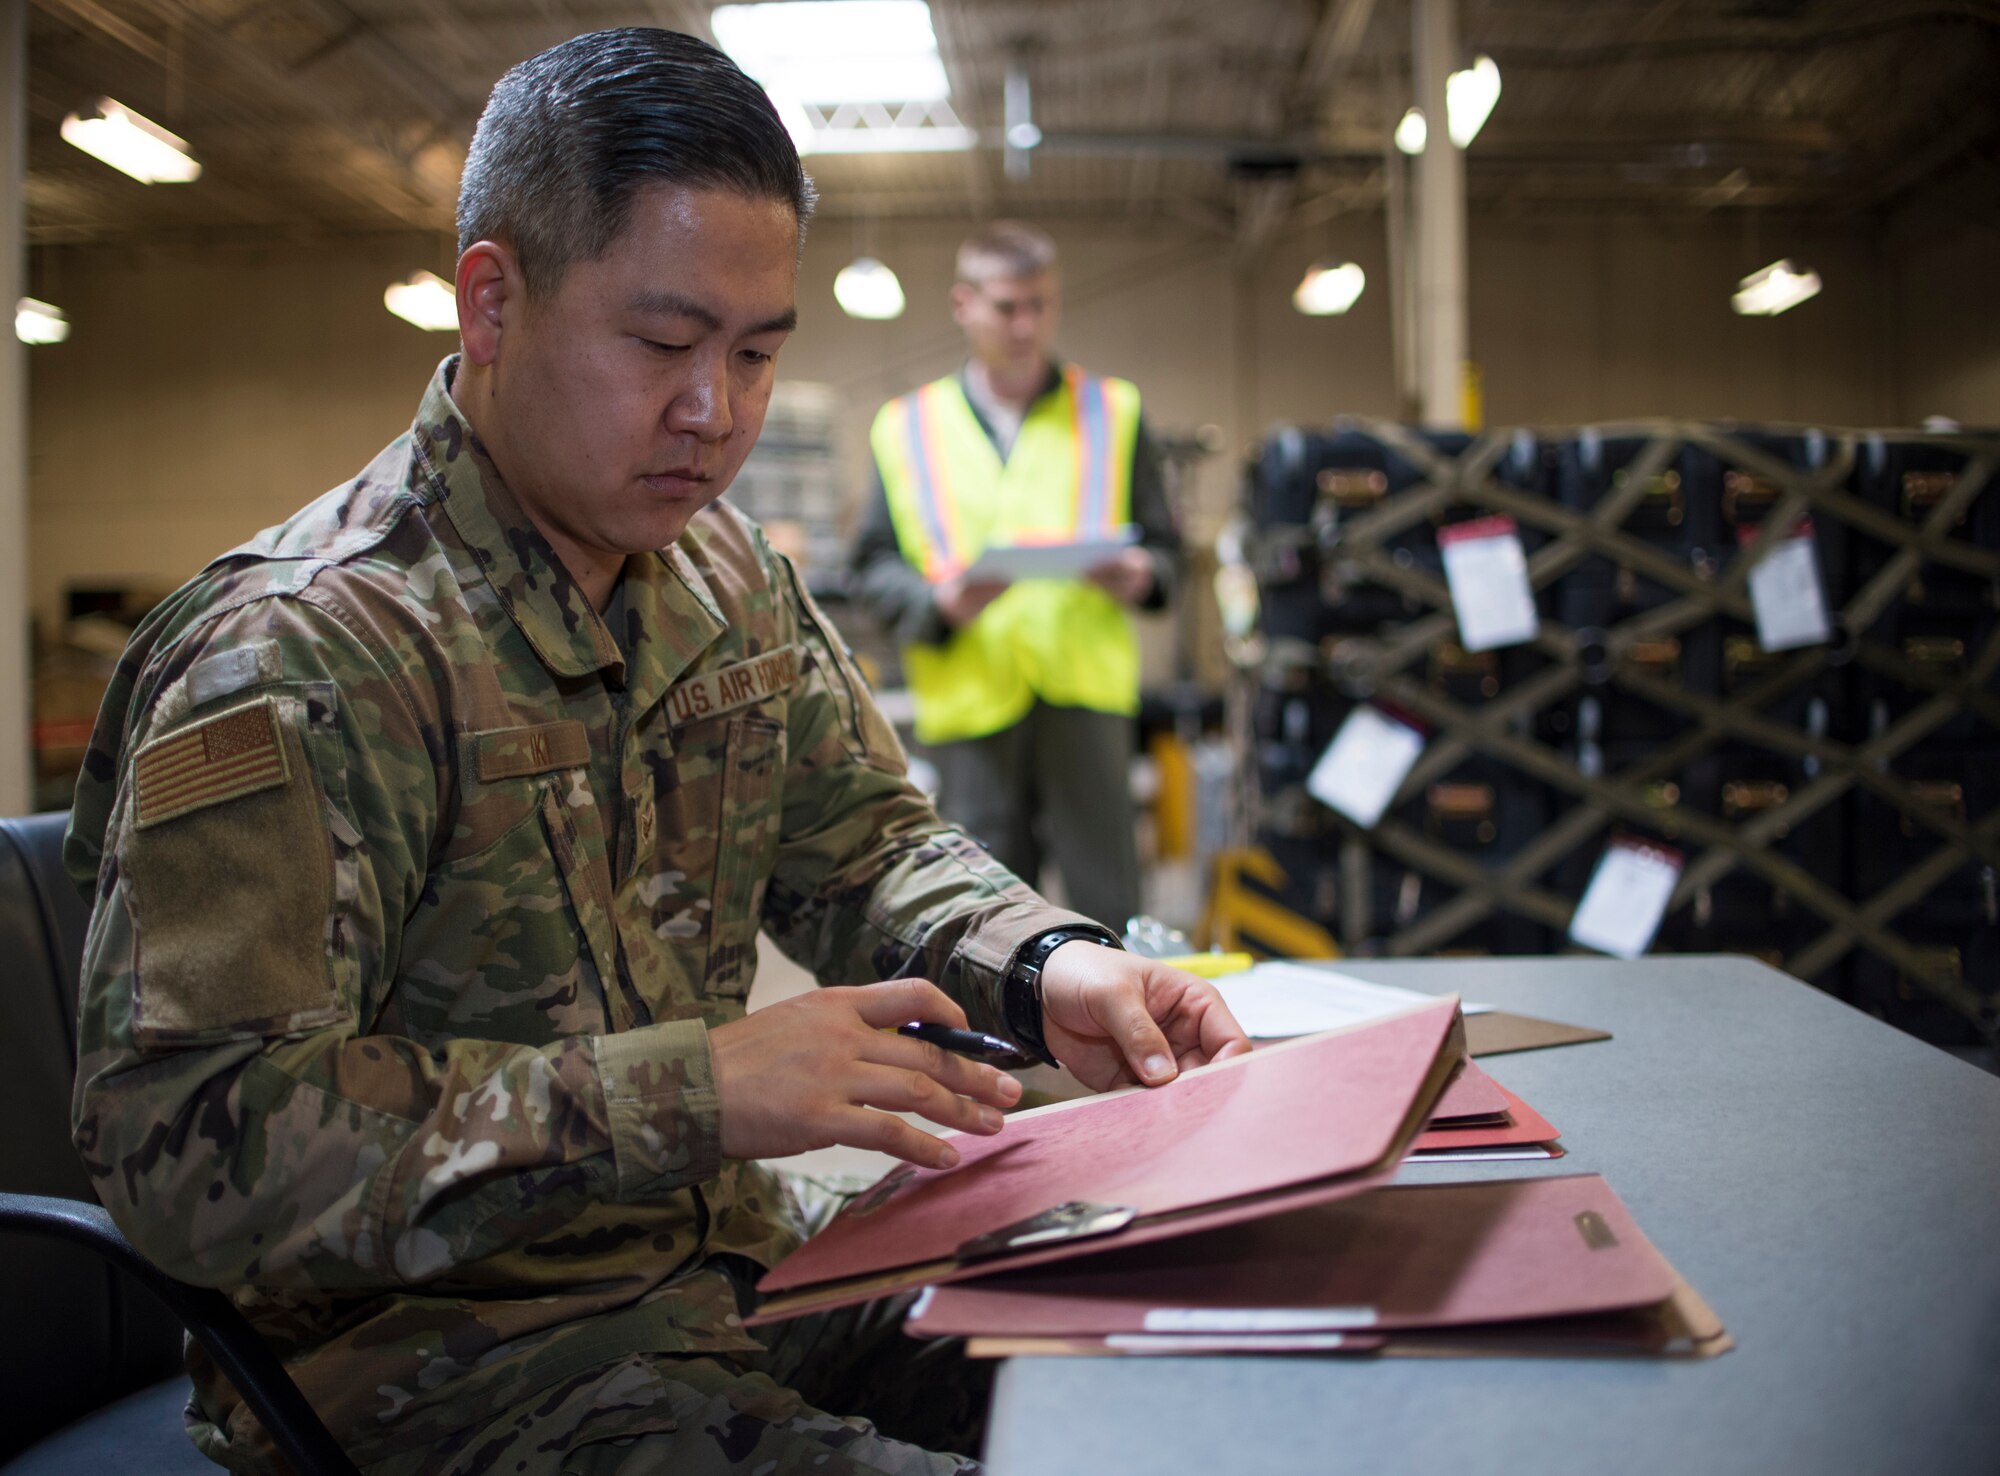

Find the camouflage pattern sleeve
[[754, 542, 1091, 1039], [69, 591, 721, 1293]]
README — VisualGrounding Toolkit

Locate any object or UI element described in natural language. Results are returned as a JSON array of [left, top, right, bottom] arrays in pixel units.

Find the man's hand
[[1039, 942, 1252, 1091], [709, 979, 1022, 1169], [1084, 547, 1155, 605], [934, 573, 1011, 629]]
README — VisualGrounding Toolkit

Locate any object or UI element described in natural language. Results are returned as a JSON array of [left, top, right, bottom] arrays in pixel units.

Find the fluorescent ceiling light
[[1293, 260, 1367, 316], [1446, 55, 1501, 147], [60, 98, 201, 183], [1395, 107, 1427, 155], [16, 297, 70, 345], [714, 1, 950, 105], [834, 257, 906, 320], [384, 271, 459, 331], [1732, 259, 1822, 316]]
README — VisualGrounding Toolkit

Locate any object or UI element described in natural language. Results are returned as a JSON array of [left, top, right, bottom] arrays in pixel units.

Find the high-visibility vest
[[873, 367, 1144, 745]]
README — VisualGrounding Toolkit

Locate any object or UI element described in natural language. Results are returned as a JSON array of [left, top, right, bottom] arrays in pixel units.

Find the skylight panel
[[712, 1, 951, 106]]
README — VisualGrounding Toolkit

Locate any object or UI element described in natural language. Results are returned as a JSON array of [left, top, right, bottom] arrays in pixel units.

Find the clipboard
[[961, 526, 1139, 582]]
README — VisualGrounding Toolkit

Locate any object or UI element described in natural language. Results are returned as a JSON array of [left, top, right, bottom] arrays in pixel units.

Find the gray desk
[[983, 956, 2000, 1476]]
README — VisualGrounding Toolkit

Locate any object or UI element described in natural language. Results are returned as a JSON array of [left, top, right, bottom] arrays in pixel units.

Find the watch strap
[[1001, 924, 1123, 1067]]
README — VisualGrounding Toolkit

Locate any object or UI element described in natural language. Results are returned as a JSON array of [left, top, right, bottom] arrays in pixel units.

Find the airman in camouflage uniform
[[64, 27, 1247, 1476]]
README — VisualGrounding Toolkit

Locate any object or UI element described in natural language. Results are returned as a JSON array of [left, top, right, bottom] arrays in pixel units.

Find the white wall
[[26, 207, 1990, 632]]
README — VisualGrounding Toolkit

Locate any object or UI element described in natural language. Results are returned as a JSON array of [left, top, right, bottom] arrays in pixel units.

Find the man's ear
[[457, 241, 518, 366], [948, 280, 976, 328]]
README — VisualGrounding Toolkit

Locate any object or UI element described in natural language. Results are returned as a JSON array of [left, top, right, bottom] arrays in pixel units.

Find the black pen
[[896, 1021, 1033, 1066]]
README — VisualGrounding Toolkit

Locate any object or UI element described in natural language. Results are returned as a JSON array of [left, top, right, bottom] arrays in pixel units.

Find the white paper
[[1404, 1145, 1559, 1164], [1306, 706, 1425, 827], [1104, 1333, 1358, 1354], [963, 525, 1138, 581], [1143, 1306, 1378, 1333], [1748, 533, 1832, 652], [1441, 528, 1540, 652], [1213, 962, 1491, 1039], [1568, 843, 1681, 958]]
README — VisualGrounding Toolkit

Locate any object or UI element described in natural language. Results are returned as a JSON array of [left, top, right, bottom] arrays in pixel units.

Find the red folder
[[907, 1174, 1729, 1359], [1425, 1057, 1510, 1123], [1410, 1077, 1560, 1155], [752, 997, 1466, 1323]]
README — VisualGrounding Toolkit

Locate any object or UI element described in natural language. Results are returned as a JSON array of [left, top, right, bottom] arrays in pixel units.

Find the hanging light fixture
[[833, 256, 907, 319], [383, 271, 459, 331], [1395, 107, 1427, 155], [61, 98, 202, 183], [1292, 259, 1367, 316], [15, 298, 71, 345], [1446, 55, 1502, 147], [1394, 56, 1502, 155], [1731, 259, 1822, 316]]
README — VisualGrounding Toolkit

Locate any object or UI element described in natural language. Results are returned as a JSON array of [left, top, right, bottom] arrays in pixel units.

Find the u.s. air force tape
[[667, 644, 803, 727]]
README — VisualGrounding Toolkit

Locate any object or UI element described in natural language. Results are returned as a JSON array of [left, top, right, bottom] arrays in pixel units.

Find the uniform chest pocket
[[415, 769, 619, 1037], [693, 713, 786, 1001]]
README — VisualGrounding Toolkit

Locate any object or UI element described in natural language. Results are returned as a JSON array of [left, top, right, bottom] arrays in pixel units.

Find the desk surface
[[983, 955, 2000, 1476]]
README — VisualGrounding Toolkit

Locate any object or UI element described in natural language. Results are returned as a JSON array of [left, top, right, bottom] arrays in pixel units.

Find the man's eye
[[643, 338, 690, 354], [740, 350, 772, 366]]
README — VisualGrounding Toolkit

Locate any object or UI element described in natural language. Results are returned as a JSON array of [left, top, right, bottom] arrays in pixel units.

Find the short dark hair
[[957, 221, 1058, 284], [458, 27, 817, 297]]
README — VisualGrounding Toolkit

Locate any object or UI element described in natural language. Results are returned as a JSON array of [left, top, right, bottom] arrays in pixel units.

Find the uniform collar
[[608, 543, 727, 716], [407, 356, 723, 692]]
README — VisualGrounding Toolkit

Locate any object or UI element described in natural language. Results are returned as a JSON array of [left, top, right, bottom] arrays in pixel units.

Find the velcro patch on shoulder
[[476, 719, 591, 781], [667, 644, 804, 727], [133, 697, 291, 829], [187, 639, 283, 708]]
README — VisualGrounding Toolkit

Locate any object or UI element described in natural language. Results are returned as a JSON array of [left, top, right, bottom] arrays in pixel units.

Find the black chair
[[0, 813, 358, 1476]]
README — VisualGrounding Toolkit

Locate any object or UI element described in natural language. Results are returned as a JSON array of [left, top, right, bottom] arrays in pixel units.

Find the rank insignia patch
[[133, 697, 292, 829]]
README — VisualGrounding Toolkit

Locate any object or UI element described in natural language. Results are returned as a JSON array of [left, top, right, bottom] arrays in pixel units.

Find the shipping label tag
[[1307, 705, 1426, 828], [1439, 516, 1540, 652], [1569, 837, 1683, 959], [1744, 520, 1832, 653]]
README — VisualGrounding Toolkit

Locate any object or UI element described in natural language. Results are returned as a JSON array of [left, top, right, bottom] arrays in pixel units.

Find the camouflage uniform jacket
[[66, 358, 1084, 1472]]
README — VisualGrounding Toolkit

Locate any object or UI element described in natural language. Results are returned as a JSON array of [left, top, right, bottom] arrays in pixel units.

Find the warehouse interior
[[4, 2, 2000, 1472], [17, 0, 1998, 1043], [9, 0, 1999, 1012]]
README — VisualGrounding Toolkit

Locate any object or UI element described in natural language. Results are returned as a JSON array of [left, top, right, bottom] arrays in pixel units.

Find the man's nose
[[667, 355, 733, 441]]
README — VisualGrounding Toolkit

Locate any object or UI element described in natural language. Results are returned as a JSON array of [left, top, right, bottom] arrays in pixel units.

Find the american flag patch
[[133, 697, 292, 830]]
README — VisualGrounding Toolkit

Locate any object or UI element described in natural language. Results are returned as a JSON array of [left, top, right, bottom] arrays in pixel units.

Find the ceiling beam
[[33, 0, 449, 231], [928, 0, 994, 216], [1291, 0, 1375, 123]]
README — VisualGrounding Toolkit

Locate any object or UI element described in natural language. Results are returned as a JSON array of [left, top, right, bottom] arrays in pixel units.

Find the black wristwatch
[[1001, 924, 1123, 1067]]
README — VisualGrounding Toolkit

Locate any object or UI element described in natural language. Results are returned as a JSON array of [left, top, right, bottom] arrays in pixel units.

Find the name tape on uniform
[[1744, 520, 1832, 653], [668, 644, 804, 728], [1439, 515, 1540, 653], [1568, 837, 1683, 959], [1308, 705, 1427, 828]]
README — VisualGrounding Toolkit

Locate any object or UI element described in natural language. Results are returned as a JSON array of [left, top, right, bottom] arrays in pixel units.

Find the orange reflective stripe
[[1064, 367, 1121, 536], [902, 386, 968, 578]]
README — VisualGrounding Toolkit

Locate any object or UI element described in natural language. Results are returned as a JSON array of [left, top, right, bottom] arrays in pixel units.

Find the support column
[[1, 0, 31, 815], [1413, 0, 1467, 430]]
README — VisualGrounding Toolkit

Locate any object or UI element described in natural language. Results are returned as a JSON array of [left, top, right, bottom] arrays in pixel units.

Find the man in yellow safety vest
[[849, 222, 1177, 931]]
